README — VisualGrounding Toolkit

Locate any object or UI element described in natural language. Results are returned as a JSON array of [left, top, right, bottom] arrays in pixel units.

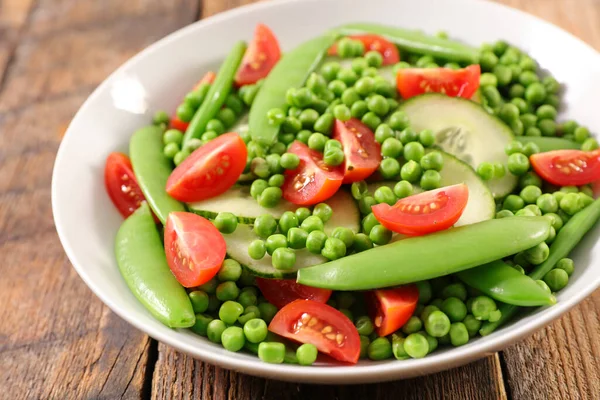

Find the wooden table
[[2, 0, 600, 398]]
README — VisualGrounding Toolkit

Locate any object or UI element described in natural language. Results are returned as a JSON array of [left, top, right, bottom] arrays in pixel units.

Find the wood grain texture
[[0, 1, 198, 399]]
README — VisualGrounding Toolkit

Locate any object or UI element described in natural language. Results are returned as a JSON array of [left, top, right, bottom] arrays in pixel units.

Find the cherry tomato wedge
[[164, 212, 226, 287], [256, 278, 332, 309], [269, 300, 360, 364], [333, 118, 381, 183], [372, 183, 469, 236], [168, 71, 216, 131], [396, 65, 480, 99], [235, 24, 281, 87], [530, 149, 600, 186], [366, 285, 419, 337], [104, 152, 148, 218], [166, 132, 247, 202], [281, 141, 344, 206], [329, 34, 400, 65]]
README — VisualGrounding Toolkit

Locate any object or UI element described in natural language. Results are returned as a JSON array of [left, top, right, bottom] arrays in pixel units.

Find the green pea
[[368, 337, 392, 360], [480, 72, 498, 87], [254, 214, 277, 238], [542, 76, 560, 94], [374, 124, 394, 144], [440, 282, 467, 301], [537, 119, 557, 137], [359, 335, 371, 359], [238, 291, 257, 309], [213, 212, 238, 234], [197, 277, 218, 294], [350, 100, 369, 119], [206, 319, 227, 343], [294, 130, 311, 145], [206, 294, 221, 312], [375, 79, 396, 98], [509, 85, 526, 101], [440, 297, 467, 323], [352, 233, 373, 252], [188, 291, 210, 313], [462, 315, 482, 338], [217, 259, 242, 282], [272, 247, 296, 270], [534, 193, 558, 214], [205, 118, 225, 135], [499, 103, 520, 124], [543, 268, 569, 292], [274, 212, 297, 236], [242, 318, 268, 344], [176, 103, 195, 123], [420, 170, 441, 190], [355, 315, 375, 336], [269, 141, 286, 155], [313, 113, 334, 135], [393, 180, 414, 199], [404, 142, 425, 162], [535, 104, 557, 121], [398, 128, 419, 144], [350, 57, 369, 75], [306, 132, 326, 152], [525, 127, 542, 137], [518, 56, 537, 71], [399, 160, 422, 183], [525, 82, 547, 105], [361, 50, 382, 68], [555, 258, 574, 276], [582, 138, 600, 151], [559, 120, 578, 136], [173, 150, 190, 166], [278, 153, 299, 171], [303, 230, 327, 254], [570, 127, 590, 144], [301, 215, 324, 233], [518, 70, 538, 87], [515, 208, 536, 217], [367, 94, 390, 116], [493, 65, 512, 86], [258, 342, 285, 364], [400, 316, 423, 335], [359, 196, 377, 215], [321, 61, 342, 81], [336, 68, 359, 86], [329, 228, 353, 250], [350, 181, 368, 200], [424, 310, 451, 338], [321, 237, 346, 261], [324, 147, 345, 166], [477, 162, 494, 181], [560, 192, 583, 215], [503, 194, 525, 212], [217, 300, 243, 325], [265, 234, 287, 256], [361, 111, 382, 131], [536, 279, 552, 294], [479, 51, 498, 71], [258, 186, 282, 208], [163, 142, 180, 159], [297, 109, 319, 130], [381, 137, 403, 158], [520, 185, 542, 204], [163, 129, 184, 146], [220, 326, 246, 352], [496, 209, 514, 219], [448, 322, 469, 346], [388, 111, 410, 131], [418, 129, 436, 147], [328, 80, 347, 98], [267, 174, 284, 188], [291, 343, 318, 366], [378, 158, 400, 180], [340, 88, 360, 107], [216, 281, 240, 302], [519, 114, 537, 131], [190, 313, 213, 336], [373, 186, 396, 205], [369, 224, 392, 246], [507, 153, 530, 176], [153, 110, 170, 126], [470, 296, 498, 321], [362, 213, 379, 235], [524, 242, 550, 265], [481, 85, 503, 107]]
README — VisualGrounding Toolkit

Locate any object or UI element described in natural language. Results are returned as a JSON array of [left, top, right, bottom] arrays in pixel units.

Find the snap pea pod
[[480, 198, 600, 336], [333, 22, 479, 64], [115, 203, 195, 328], [130, 126, 185, 224], [297, 217, 550, 290], [183, 41, 247, 144], [457, 260, 556, 307], [516, 136, 579, 152], [249, 35, 337, 147]]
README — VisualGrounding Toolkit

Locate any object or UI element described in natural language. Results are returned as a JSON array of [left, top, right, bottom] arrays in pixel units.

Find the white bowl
[[52, 0, 600, 384]]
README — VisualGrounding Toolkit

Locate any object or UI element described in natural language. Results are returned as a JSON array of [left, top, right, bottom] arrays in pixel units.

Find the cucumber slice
[[366, 151, 495, 227], [188, 186, 297, 223], [323, 190, 361, 235], [399, 93, 517, 198], [224, 224, 326, 278]]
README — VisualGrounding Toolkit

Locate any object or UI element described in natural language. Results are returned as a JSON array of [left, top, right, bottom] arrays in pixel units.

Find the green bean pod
[[184, 41, 247, 144], [334, 22, 479, 64], [249, 35, 337, 147], [115, 203, 195, 328], [457, 260, 556, 306], [297, 217, 550, 290], [130, 126, 185, 224], [516, 136, 579, 152], [480, 198, 600, 336]]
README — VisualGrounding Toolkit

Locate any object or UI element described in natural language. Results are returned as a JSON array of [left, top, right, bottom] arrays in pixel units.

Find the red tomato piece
[[372, 183, 469, 236], [333, 118, 381, 183], [104, 152, 148, 218], [281, 141, 344, 206], [235, 24, 281, 87], [168, 71, 216, 131], [396, 65, 481, 99], [194, 71, 216, 88], [256, 278, 332, 309], [329, 34, 400, 65], [164, 212, 226, 287], [166, 133, 247, 202], [366, 285, 419, 337], [268, 300, 361, 364], [530, 149, 600, 186]]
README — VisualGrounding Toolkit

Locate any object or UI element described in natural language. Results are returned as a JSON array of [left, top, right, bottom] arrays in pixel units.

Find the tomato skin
[[195, 71, 216, 88], [268, 300, 361, 364], [530, 149, 600, 186], [366, 285, 419, 337], [256, 278, 332, 309], [164, 212, 226, 287], [372, 183, 469, 236], [329, 34, 400, 65], [333, 118, 381, 183], [104, 152, 148, 218], [396, 65, 481, 99], [281, 141, 344, 206], [166, 133, 247, 202], [235, 24, 281, 87]]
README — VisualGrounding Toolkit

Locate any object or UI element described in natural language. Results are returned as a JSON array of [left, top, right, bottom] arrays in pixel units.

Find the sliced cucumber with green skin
[[224, 224, 326, 278], [366, 151, 495, 227], [516, 136, 580, 152], [323, 190, 361, 235], [399, 94, 517, 198], [188, 186, 297, 223]]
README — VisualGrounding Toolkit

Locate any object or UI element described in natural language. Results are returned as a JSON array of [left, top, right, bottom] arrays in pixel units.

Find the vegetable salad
[[104, 23, 600, 366]]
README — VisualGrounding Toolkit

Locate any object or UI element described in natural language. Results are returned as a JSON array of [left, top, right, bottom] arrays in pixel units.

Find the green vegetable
[[457, 260, 555, 306], [544, 268, 569, 292], [244, 318, 268, 343], [184, 42, 246, 143], [221, 326, 246, 352], [207, 319, 227, 343], [298, 217, 550, 290], [250, 35, 336, 147], [216, 281, 240, 302], [115, 204, 194, 328], [130, 126, 186, 224], [449, 322, 469, 346], [335, 23, 479, 64], [258, 342, 286, 364], [368, 337, 393, 360], [403, 333, 430, 358], [296, 343, 319, 366]]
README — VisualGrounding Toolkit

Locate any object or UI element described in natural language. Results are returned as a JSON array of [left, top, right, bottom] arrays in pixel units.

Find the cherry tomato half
[[366, 285, 419, 337], [166, 132, 247, 202], [530, 149, 600, 186], [281, 141, 344, 206], [396, 65, 480, 99], [104, 152, 148, 218], [333, 118, 381, 184], [168, 71, 216, 131], [164, 212, 226, 287], [269, 300, 361, 364], [372, 183, 469, 236], [256, 278, 332, 309], [235, 24, 281, 87], [329, 34, 400, 65]]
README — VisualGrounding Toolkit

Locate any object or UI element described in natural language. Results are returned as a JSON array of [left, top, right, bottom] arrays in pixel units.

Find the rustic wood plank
[[151, 344, 506, 400], [0, 1, 199, 399]]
